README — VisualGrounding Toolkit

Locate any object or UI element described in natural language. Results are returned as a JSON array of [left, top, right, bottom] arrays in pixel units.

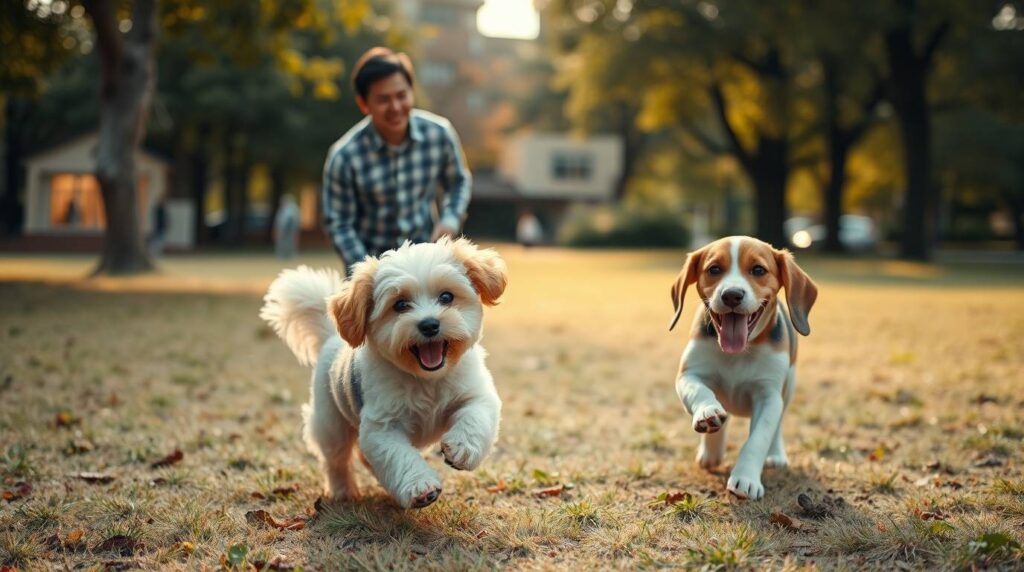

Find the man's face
[[357, 72, 414, 144]]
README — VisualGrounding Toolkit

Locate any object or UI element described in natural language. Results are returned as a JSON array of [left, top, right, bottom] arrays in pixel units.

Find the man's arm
[[322, 150, 368, 273], [433, 123, 472, 240]]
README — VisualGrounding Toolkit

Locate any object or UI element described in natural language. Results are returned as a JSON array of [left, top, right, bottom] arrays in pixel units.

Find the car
[[787, 215, 879, 251]]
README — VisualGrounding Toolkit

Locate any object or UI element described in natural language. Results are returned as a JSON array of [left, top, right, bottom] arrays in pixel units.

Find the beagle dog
[[669, 236, 817, 499]]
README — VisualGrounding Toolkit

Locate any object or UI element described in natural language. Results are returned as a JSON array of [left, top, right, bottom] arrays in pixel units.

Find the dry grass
[[1, 247, 1023, 570]]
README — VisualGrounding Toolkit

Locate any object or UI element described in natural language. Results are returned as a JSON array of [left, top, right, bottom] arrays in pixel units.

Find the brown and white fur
[[260, 238, 507, 509], [669, 236, 817, 500]]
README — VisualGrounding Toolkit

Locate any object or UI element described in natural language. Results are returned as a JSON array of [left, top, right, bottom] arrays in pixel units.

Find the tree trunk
[[885, 6, 946, 261], [1008, 195, 1024, 250], [190, 122, 210, 245], [85, 0, 159, 275], [751, 150, 789, 249], [708, 50, 792, 248], [1, 98, 26, 236], [822, 60, 847, 254], [612, 102, 642, 202]]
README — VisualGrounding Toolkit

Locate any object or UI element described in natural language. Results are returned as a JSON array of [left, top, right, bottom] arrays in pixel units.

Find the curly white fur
[[261, 239, 506, 509]]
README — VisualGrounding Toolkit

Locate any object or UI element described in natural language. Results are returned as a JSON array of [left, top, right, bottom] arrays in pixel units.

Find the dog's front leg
[[727, 390, 784, 500], [359, 422, 442, 509], [677, 374, 728, 434], [441, 395, 501, 471]]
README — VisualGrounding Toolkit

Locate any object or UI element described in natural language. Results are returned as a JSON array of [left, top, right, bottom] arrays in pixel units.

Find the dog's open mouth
[[709, 306, 765, 354], [410, 340, 449, 371]]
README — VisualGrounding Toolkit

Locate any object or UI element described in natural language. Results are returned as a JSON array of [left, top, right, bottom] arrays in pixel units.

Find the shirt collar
[[364, 113, 423, 151]]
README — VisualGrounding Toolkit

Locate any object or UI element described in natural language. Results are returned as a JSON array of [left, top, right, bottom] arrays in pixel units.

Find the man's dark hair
[[351, 47, 415, 100]]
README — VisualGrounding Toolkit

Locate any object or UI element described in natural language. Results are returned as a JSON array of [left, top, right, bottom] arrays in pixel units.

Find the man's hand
[[431, 224, 457, 242]]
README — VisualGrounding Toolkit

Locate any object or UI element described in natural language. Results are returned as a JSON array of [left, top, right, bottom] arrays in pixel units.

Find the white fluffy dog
[[260, 238, 507, 509]]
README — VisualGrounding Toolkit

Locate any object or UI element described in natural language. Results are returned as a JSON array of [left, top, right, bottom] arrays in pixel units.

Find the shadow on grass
[[303, 494, 496, 569]]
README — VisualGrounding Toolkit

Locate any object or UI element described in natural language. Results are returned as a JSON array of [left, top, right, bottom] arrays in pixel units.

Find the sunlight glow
[[477, 0, 540, 40]]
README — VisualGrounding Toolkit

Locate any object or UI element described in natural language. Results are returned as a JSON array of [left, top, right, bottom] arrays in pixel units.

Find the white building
[[21, 134, 193, 251]]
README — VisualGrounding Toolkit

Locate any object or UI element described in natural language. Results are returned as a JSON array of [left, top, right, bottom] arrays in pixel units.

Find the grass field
[[1, 247, 1023, 571]]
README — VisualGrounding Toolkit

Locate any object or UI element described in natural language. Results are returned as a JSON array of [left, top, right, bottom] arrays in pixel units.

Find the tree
[[83, 0, 159, 275], [0, 1, 80, 236], [544, 0, 821, 246]]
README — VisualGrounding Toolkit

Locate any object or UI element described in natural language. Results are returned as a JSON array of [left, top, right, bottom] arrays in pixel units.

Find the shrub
[[561, 205, 690, 248]]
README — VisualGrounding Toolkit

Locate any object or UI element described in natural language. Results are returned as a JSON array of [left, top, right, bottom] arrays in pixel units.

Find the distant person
[[274, 194, 301, 260], [148, 198, 168, 259], [516, 209, 543, 248], [321, 47, 472, 275]]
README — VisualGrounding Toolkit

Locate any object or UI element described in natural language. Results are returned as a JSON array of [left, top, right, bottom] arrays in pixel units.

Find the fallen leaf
[[534, 485, 565, 498], [245, 509, 306, 531], [71, 472, 116, 484], [868, 446, 886, 461], [271, 483, 300, 497], [150, 449, 184, 468], [2, 481, 32, 502], [914, 508, 947, 521], [973, 457, 1003, 468], [486, 480, 507, 493], [174, 541, 194, 555], [649, 491, 693, 508], [66, 529, 85, 546], [55, 411, 79, 428], [797, 493, 844, 518], [663, 492, 691, 505], [769, 511, 810, 532]]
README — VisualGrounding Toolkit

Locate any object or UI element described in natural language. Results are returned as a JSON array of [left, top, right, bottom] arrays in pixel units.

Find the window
[[551, 153, 594, 181], [48, 173, 149, 230], [49, 174, 104, 228], [420, 61, 456, 86]]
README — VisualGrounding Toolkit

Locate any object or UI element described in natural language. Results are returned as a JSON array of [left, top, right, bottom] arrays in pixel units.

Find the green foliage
[[560, 205, 690, 248]]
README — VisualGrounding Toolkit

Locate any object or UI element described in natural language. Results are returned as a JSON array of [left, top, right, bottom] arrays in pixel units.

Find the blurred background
[[1, 0, 1022, 274]]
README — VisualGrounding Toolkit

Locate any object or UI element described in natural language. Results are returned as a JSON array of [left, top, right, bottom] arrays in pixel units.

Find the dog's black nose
[[417, 318, 441, 337], [721, 288, 745, 308]]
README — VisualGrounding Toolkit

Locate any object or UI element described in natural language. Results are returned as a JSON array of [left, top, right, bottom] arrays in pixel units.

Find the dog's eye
[[393, 299, 411, 313], [438, 291, 454, 305], [751, 265, 767, 277], [707, 265, 722, 276]]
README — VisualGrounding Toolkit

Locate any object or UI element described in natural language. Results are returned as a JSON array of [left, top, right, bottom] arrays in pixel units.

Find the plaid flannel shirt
[[321, 109, 472, 272]]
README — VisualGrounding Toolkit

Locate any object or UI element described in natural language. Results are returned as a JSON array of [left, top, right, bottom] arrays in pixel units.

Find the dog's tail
[[260, 265, 344, 367]]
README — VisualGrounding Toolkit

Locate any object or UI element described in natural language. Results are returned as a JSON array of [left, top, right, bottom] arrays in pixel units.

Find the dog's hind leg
[[695, 419, 728, 469], [303, 362, 360, 501], [766, 367, 794, 469]]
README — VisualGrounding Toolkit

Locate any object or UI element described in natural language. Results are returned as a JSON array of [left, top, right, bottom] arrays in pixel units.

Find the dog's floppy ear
[[328, 257, 379, 347], [669, 247, 705, 331], [449, 237, 508, 305], [774, 249, 818, 336]]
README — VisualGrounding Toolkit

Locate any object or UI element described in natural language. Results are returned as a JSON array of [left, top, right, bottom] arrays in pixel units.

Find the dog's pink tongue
[[719, 314, 748, 354], [417, 341, 445, 369]]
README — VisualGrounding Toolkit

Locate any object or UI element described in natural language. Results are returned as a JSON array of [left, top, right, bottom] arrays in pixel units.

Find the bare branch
[[709, 82, 753, 171], [921, 20, 950, 67]]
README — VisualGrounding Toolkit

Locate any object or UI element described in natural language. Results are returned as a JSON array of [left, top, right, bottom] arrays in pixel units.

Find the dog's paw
[[324, 485, 361, 503], [727, 471, 764, 500], [764, 452, 789, 469], [695, 444, 724, 470], [441, 438, 482, 471], [692, 404, 728, 434], [398, 475, 443, 509]]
